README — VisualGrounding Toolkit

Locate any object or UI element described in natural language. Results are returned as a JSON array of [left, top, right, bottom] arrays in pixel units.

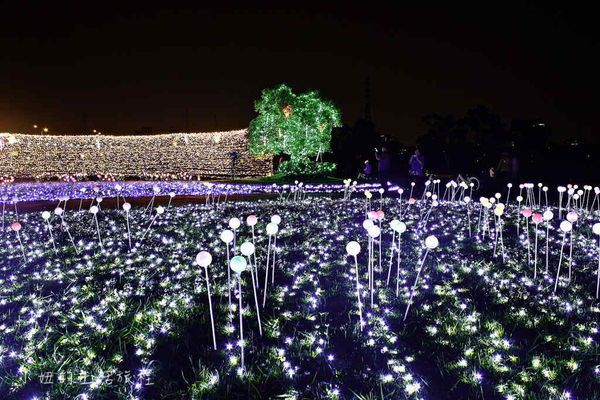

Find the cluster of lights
[[0, 180, 383, 204], [0, 178, 599, 399], [0, 130, 272, 179]]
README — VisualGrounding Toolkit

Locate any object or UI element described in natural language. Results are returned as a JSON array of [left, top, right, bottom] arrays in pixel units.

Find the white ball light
[[156, 206, 165, 215], [362, 219, 374, 230], [220, 229, 234, 243], [560, 221, 572, 232], [230, 256, 247, 274], [196, 251, 212, 267], [543, 210, 553, 221], [123, 202, 131, 212], [42, 211, 51, 220], [240, 242, 255, 256], [54, 207, 63, 216], [229, 217, 241, 230], [593, 223, 600, 235], [90, 206, 99, 215], [395, 221, 407, 233], [367, 226, 381, 238], [346, 241, 361, 256], [425, 235, 439, 249], [271, 215, 281, 224], [266, 222, 279, 236]]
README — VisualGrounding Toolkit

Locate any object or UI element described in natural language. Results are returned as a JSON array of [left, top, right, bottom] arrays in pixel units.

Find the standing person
[[375, 146, 391, 183], [409, 149, 424, 176], [496, 152, 511, 180]]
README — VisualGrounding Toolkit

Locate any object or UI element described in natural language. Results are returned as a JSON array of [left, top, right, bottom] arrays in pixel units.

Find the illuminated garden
[[1, 178, 600, 400]]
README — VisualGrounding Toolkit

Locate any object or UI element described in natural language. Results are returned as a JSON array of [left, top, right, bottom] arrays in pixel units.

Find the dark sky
[[1, 1, 598, 143]]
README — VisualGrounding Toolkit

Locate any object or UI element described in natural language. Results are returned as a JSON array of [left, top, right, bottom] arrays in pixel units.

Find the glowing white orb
[[593, 223, 600, 235], [425, 235, 439, 249], [123, 202, 131, 212], [543, 210, 553, 221], [271, 215, 281, 224], [156, 206, 165, 215], [266, 222, 279, 236], [229, 217, 241, 230], [346, 241, 360, 256], [220, 229, 234, 243], [367, 226, 381, 238], [240, 242, 255, 256], [196, 251, 212, 267], [395, 221, 407, 234], [560, 221, 572, 233]]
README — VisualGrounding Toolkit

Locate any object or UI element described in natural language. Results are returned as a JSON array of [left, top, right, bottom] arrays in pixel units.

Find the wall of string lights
[[0, 130, 273, 179]]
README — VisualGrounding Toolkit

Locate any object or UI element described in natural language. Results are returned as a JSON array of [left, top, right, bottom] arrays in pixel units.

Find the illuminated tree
[[248, 84, 341, 173]]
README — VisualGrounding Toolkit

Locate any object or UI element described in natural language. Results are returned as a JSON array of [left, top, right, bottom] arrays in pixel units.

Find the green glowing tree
[[248, 84, 341, 174]]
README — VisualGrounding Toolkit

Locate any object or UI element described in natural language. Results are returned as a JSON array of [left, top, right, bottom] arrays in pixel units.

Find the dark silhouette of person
[[409, 149, 424, 176], [375, 146, 391, 183], [496, 151, 512, 184]]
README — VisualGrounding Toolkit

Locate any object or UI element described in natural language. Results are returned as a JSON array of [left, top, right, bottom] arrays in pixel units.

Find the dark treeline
[[330, 105, 599, 188]]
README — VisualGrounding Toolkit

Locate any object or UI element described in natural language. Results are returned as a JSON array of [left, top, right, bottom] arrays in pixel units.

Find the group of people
[[361, 147, 424, 182]]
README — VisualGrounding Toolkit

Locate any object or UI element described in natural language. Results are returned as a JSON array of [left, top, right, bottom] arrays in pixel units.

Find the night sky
[[1, 2, 597, 144]]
